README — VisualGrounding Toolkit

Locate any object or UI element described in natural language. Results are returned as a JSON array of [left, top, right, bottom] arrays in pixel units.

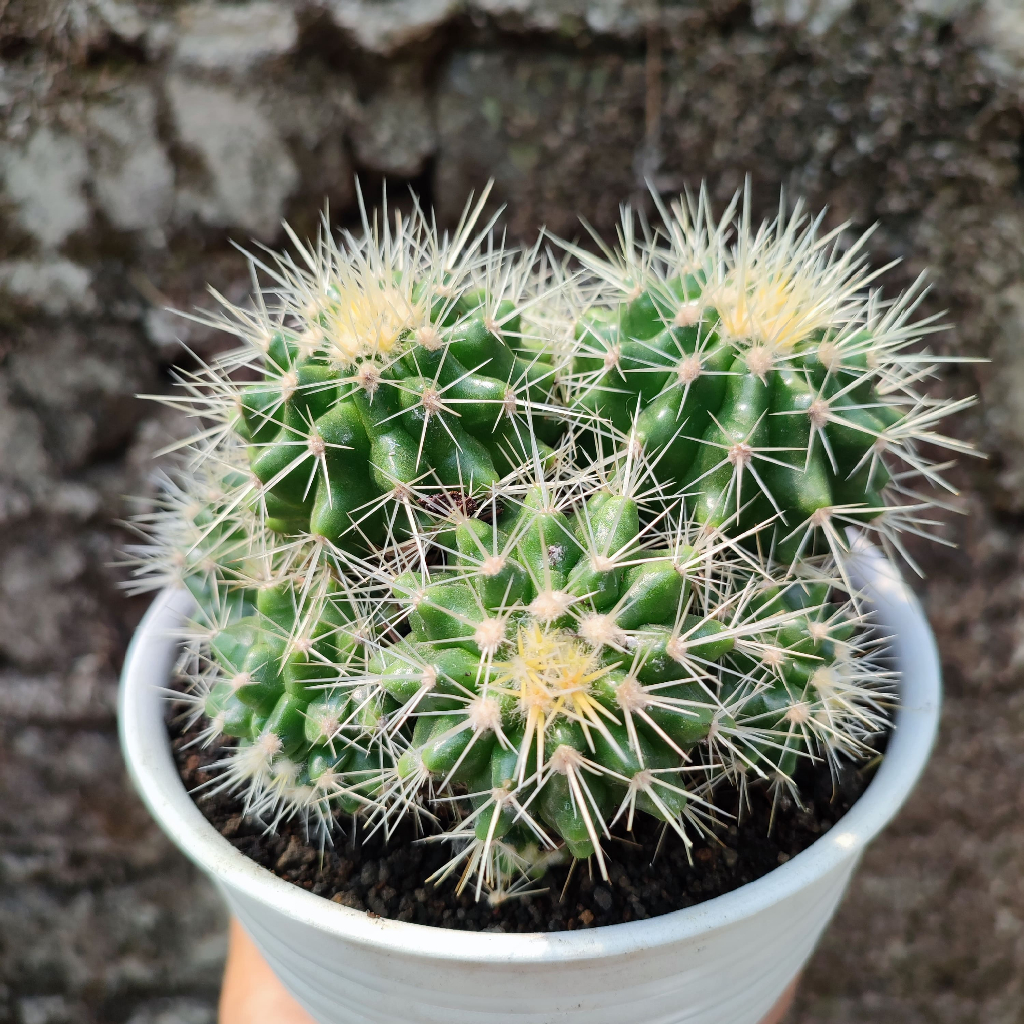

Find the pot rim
[[119, 539, 940, 965]]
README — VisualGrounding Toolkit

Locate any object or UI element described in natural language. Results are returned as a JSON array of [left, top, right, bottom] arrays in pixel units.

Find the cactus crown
[[129, 182, 967, 902]]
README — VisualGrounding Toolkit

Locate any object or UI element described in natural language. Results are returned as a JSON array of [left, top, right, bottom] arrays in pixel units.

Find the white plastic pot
[[120, 543, 941, 1024]]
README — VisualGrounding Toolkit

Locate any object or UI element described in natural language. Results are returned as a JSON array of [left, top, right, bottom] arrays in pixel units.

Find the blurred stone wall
[[1, 2, 1023, 1022]]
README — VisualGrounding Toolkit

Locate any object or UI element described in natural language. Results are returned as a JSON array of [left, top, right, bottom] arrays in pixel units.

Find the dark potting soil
[[169, 712, 879, 933]]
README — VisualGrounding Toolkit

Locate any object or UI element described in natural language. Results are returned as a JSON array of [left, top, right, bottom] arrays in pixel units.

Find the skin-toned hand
[[219, 918, 315, 1024], [762, 978, 799, 1024], [218, 917, 798, 1024]]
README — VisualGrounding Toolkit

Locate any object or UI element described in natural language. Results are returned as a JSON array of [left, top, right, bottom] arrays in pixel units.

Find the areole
[[119, 541, 941, 1024]]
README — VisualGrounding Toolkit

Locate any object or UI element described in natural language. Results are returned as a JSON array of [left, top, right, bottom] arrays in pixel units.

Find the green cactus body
[[556, 186, 969, 566], [569, 285, 902, 558], [133, 184, 943, 902], [368, 484, 867, 884], [186, 574, 404, 814], [160, 187, 570, 559], [160, 463, 886, 899], [240, 292, 562, 551]]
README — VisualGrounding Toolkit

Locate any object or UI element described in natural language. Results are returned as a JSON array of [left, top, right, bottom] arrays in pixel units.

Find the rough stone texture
[[0, 1, 1022, 1021]]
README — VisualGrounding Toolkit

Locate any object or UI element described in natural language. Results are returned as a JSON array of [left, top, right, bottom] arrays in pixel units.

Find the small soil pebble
[[170, 711, 879, 933]]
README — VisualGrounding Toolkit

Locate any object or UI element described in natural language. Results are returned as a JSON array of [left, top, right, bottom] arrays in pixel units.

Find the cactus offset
[[160, 186, 565, 558], [373, 460, 890, 895], [555, 183, 975, 567]]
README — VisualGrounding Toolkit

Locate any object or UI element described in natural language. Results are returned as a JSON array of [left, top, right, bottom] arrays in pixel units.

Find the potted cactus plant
[[120, 184, 959, 1023]]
